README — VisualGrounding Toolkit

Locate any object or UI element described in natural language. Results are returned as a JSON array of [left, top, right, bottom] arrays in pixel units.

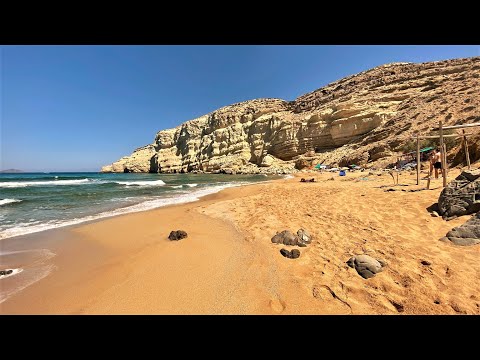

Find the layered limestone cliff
[[102, 56, 480, 174]]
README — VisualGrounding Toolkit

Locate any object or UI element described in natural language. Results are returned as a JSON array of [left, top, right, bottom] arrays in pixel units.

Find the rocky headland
[[102, 57, 479, 174]]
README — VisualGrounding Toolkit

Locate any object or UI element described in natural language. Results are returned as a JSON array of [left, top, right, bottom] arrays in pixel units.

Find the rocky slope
[[102, 56, 480, 174]]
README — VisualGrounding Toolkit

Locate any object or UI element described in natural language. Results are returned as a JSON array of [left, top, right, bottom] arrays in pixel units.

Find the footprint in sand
[[269, 298, 286, 313]]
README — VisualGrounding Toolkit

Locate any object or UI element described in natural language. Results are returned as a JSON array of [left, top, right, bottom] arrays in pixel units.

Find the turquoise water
[[0, 172, 278, 240]]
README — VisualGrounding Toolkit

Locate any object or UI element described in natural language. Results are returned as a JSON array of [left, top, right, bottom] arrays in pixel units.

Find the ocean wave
[[0, 182, 248, 240], [114, 180, 166, 187], [170, 185, 183, 189], [186, 183, 198, 187], [0, 179, 90, 188], [0, 199, 22, 206]]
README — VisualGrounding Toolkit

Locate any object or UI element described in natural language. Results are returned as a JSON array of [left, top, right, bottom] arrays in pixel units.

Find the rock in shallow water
[[168, 230, 188, 241], [347, 254, 386, 279], [0, 269, 13, 276]]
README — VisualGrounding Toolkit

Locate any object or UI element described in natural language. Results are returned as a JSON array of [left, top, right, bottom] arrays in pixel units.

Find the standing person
[[428, 150, 435, 177], [433, 147, 442, 179]]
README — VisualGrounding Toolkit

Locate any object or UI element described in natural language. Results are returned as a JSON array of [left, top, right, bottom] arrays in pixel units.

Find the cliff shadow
[[149, 155, 158, 173]]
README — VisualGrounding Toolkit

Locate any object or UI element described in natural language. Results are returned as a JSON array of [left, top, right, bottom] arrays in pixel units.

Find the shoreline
[[0, 175, 280, 241], [1, 169, 479, 314], [0, 178, 286, 313]]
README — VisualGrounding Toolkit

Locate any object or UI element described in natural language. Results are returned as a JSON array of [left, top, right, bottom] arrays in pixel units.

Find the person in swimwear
[[432, 147, 442, 179]]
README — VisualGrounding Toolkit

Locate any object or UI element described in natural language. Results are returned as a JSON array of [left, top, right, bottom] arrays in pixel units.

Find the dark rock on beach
[[272, 229, 312, 247], [347, 254, 386, 279], [280, 249, 291, 257], [438, 170, 480, 220], [280, 248, 301, 259], [440, 211, 480, 246], [168, 230, 188, 241], [0, 269, 13, 276], [297, 229, 312, 245], [290, 249, 301, 259], [271, 230, 300, 246]]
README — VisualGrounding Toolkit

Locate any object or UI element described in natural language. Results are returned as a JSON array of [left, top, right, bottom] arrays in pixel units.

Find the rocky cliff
[[102, 56, 480, 174]]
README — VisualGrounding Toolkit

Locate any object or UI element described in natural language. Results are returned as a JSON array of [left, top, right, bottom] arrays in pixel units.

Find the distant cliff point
[[0, 169, 24, 173]]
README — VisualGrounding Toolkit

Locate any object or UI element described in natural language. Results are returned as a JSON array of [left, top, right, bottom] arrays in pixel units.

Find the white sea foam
[[186, 183, 198, 187], [0, 248, 56, 303], [0, 265, 55, 304], [283, 174, 294, 179], [0, 179, 90, 188], [0, 182, 249, 240], [0, 268, 23, 279], [115, 180, 166, 186], [170, 185, 183, 189], [0, 199, 22, 206]]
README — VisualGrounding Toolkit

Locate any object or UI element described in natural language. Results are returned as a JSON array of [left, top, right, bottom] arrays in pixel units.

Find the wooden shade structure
[[405, 122, 480, 186]]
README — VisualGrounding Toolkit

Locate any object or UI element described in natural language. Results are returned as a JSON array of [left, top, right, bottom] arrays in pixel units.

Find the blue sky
[[1, 45, 479, 172]]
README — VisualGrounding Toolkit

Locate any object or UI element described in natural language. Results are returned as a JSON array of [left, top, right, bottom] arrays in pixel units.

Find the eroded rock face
[[102, 57, 480, 173], [438, 170, 480, 220], [101, 145, 157, 173], [441, 212, 480, 246]]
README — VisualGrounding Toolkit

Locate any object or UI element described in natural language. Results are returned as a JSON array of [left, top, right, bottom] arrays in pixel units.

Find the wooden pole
[[411, 133, 474, 139], [416, 134, 420, 185], [439, 121, 447, 187], [463, 129, 471, 170], [443, 143, 448, 181], [432, 122, 480, 131]]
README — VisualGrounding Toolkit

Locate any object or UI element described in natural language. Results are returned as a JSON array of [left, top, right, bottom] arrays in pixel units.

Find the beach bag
[[339, 170, 346, 176]]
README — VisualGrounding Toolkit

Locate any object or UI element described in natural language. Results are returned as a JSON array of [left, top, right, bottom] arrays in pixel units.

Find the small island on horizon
[[0, 169, 24, 173]]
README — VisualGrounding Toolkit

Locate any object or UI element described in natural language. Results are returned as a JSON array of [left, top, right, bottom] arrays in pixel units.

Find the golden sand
[[1, 170, 479, 314]]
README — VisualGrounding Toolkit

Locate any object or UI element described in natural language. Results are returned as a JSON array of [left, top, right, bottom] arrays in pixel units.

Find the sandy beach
[[1, 170, 479, 315]]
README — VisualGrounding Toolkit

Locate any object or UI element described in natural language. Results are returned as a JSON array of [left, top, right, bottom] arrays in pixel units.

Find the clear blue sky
[[1, 45, 479, 172]]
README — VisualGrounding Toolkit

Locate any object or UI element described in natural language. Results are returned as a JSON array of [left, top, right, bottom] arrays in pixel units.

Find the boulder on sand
[[438, 170, 480, 220], [347, 254, 386, 279], [271, 230, 300, 246], [168, 230, 188, 241], [297, 229, 312, 245], [440, 211, 480, 246], [271, 229, 312, 246], [280, 248, 301, 259]]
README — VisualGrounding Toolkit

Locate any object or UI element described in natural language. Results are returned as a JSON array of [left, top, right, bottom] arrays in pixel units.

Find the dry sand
[[1, 169, 479, 314]]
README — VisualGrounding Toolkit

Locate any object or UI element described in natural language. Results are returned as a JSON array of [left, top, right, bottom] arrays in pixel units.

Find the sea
[[0, 172, 280, 241]]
